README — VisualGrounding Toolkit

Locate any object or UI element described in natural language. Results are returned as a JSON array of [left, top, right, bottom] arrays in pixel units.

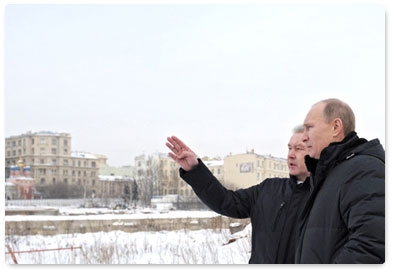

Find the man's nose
[[302, 131, 309, 142]]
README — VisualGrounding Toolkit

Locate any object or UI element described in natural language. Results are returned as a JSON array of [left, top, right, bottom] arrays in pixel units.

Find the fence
[[5, 198, 124, 208], [5, 244, 82, 264]]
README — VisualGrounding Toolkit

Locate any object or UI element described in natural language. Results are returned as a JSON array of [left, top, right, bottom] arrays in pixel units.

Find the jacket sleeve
[[180, 159, 257, 219], [335, 156, 385, 263]]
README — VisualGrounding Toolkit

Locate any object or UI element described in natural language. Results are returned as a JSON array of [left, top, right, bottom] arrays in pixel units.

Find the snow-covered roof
[[203, 160, 224, 167], [71, 151, 98, 159]]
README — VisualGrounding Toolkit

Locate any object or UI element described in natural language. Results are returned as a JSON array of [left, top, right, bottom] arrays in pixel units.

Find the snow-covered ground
[[4, 207, 251, 265], [5, 206, 393, 273]]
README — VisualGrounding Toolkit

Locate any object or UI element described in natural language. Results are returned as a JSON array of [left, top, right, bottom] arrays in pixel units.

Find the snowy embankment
[[5, 207, 252, 264]]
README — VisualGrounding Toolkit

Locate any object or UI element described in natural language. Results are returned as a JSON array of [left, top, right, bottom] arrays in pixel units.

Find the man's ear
[[332, 118, 344, 138]]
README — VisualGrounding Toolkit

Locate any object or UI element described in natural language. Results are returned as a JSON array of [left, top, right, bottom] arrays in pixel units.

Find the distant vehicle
[[113, 202, 128, 210]]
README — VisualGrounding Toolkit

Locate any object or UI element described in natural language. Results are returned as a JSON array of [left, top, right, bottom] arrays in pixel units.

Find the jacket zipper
[[271, 201, 286, 231]]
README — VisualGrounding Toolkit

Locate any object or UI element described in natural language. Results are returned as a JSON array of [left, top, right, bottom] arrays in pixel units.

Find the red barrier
[[5, 245, 82, 264]]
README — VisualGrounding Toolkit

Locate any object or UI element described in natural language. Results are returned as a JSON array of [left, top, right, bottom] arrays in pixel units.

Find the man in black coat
[[296, 98, 385, 263], [166, 126, 310, 263]]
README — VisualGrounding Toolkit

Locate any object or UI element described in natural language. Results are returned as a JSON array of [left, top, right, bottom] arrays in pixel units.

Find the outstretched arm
[[166, 136, 254, 219], [166, 136, 199, 171]]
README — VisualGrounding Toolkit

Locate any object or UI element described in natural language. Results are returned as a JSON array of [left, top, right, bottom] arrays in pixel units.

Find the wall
[[5, 215, 251, 236]]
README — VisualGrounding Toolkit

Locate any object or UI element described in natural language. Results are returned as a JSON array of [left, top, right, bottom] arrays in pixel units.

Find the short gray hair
[[293, 125, 304, 134]]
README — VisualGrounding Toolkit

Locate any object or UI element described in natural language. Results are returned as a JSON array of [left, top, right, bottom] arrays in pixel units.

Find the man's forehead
[[310, 102, 325, 115], [305, 103, 324, 122], [289, 133, 305, 144]]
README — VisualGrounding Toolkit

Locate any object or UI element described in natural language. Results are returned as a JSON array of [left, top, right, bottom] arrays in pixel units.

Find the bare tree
[[135, 155, 159, 207]]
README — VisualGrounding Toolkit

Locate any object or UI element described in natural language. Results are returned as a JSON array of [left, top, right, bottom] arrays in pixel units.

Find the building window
[[52, 138, 57, 145], [51, 148, 56, 155]]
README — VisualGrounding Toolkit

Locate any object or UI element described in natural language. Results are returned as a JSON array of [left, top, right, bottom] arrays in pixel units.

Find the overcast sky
[[3, 3, 386, 166]]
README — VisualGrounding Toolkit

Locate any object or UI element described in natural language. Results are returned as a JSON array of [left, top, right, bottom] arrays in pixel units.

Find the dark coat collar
[[304, 131, 366, 175]]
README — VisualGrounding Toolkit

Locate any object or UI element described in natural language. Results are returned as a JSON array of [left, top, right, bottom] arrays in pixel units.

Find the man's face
[[287, 132, 309, 180], [303, 103, 335, 159]]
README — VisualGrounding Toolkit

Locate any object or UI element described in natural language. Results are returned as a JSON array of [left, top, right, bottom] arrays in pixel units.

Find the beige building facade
[[5, 131, 100, 198], [223, 150, 289, 189], [143, 150, 288, 197], [5, 132, 289, 201]]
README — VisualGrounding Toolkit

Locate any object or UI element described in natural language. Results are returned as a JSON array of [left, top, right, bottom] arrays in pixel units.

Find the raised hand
[[166, 136, 199, 171]]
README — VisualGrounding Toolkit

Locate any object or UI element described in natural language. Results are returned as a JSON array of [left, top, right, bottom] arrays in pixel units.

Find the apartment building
[[5, 131, 100, 198], [4, 131, 288, 201], [224, 149, 289, 189], [99, 174, 137, 201], [135, 150, 288, 199]]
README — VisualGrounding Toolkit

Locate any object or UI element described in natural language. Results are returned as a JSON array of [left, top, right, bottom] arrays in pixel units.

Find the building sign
[[240, 162, 253, 173]]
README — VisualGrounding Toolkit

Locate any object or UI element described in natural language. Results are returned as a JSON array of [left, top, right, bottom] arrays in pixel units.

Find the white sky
[[2, 1, 388, 167]]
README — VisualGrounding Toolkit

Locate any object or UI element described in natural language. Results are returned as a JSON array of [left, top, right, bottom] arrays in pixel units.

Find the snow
[[5, 207, 392, 273], [5, 228, 251, 265], [4, 207, 252, 266], [6, 207, 223, 222]]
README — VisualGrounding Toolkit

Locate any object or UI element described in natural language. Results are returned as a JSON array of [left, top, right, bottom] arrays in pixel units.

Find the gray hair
[[293, 125, 304, 134]]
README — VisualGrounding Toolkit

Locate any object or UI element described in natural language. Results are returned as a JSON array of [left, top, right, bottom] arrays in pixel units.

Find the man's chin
[[307, 152, 315, 159]]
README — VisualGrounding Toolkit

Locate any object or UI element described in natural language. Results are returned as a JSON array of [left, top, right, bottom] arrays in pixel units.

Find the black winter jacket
[[180, 159, 310, 264], [295, 132, 385, 263]]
